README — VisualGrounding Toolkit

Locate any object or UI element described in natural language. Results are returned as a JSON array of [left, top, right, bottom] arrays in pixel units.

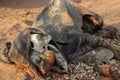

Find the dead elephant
[[31, 0, 120, 76], [1, 0, 119, 79]]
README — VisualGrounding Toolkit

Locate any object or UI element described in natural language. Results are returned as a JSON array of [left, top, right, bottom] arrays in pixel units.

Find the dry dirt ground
[[0, 0, 120, 80]]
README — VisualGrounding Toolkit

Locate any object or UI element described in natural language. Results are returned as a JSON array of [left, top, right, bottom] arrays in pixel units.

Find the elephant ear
[[32, 0, 83, 43], [48, 44, 68, 73], [32, 0, 104, 43]]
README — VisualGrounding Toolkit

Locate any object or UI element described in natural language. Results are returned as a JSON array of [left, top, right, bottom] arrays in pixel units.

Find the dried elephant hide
[[32, 0, 103, 43], [31, 0, 120, 76]]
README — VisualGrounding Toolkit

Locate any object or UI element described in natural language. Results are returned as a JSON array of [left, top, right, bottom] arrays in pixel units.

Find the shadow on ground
[[0, 0, 50, 8]]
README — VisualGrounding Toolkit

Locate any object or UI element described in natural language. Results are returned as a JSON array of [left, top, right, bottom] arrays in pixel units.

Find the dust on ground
[[0, 0, 120, 80]]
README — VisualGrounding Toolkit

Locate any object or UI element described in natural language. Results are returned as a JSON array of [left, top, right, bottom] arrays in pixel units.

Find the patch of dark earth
[[46, 39, 120, 80], [46, 59, 120, 80]]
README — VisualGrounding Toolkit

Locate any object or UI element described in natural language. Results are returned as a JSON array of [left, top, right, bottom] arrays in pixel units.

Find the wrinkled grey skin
[[32, 0, 103, 43], [72, 47, 114, 64], [31, 0, 120, 75], [96, 26, 120, 39], [1, 28, 46, 80]]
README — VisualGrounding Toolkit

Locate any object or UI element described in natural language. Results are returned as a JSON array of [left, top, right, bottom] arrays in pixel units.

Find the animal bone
[[30, 32, 69, 73], [30, 34, 52, 53]]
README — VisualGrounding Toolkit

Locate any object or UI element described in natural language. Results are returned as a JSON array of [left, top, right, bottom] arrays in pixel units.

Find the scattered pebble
[[70, 77, 76, 80]]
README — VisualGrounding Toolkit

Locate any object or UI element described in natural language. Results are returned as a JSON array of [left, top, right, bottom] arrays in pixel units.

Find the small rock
[[25, 11, 31, 15], [70, 77, 76, 80], [91, 77, 95, 79], [85, 66, 91, 70], [118, 71, 120, 74], [114, 67, 117, 70], [87, 70, 93, 73]]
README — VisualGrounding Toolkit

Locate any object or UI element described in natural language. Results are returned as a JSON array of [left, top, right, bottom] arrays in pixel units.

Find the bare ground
[[0, 0, 120, 80]]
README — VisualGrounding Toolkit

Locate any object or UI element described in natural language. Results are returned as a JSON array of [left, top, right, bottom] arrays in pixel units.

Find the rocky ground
[[0, 0, 120, 80]]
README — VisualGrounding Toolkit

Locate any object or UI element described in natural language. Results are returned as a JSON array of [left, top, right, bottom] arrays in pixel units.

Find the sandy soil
[[0, 0, 120, 80]]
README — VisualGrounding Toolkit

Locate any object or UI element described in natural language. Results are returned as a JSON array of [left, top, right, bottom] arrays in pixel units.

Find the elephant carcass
[[31, 0, 103, 70], [31, 0, 120, 74]]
